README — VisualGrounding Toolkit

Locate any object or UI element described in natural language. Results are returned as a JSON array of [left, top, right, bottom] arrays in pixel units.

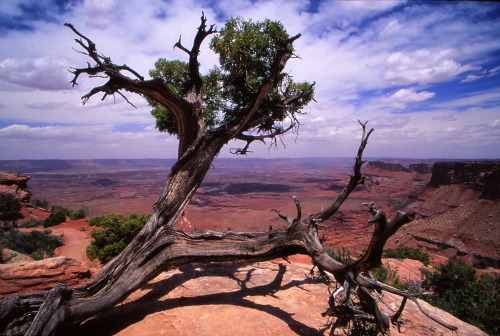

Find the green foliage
[[44, 205, 68, 227], [349, 320, 382, 336], [371, 263, 408, 291], [148, 17, 314, 135], [68, 205, 89, 220], [3, 229, 63, 260], [385, 245, 430, 266], [86, 213, 150, 264], [18, 218, 44, 228], [325, 246, 353, 264], [43, 204, 89, 227], [0, 193, 23, 221], [422, 257, 500, 335]]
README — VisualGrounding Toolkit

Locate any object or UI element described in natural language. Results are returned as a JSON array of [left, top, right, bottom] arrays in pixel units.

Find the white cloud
[[0, 57, 72, 91], [0, 123, 179, 159], [0, 0, 498, 159], [385, 48, 479, 85], [382, 88, 435, 109]]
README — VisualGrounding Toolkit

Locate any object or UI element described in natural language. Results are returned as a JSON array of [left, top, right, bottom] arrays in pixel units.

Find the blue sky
[[0, 0, 499, 160]]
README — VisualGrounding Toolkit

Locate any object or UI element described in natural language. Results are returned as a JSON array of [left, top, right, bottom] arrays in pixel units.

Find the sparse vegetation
[[43, 205, 68, 227], [18, 219, 44, 228], [86, 213, 150, 264], [68, 206, 89, 220], [2, 229, 63, 260], [371, 263, 408, 291], [325, 246, 353, 264], [422, 257, 500, 335], [44, 205, 89, 227], [0, 193, 23, 221], [385, 245, 430, 266], [32, 198, 49, 209]]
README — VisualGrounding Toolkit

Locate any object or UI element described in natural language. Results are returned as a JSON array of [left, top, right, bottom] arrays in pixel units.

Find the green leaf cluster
[[422, 257, 500, 335], [86, 213, 150, 265], [148, 17, 314, 136]]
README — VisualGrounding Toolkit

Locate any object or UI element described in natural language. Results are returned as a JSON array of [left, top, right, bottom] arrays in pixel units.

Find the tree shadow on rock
[[60, 262, 329, 336]]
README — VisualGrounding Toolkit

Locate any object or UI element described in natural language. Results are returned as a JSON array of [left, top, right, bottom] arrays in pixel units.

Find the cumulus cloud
[[382, 88, 436, 109], [385, 48, 479, 85], [0, 57, 72, 90], [0, 0, 499, 159], [0, 123, 178, 159]]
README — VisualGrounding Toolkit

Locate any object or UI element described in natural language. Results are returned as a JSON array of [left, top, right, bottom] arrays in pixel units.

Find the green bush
[[422, 257, 499, 335], [385, 245, 430, 266], [68, 205, 89, 220], [0, 193, 23, 221], [43, 205, 68, 227], [3, 229, 64, 260], [86, 213, 150, 264]]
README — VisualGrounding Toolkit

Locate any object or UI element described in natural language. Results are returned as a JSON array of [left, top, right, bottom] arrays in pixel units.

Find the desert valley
[[1, 157, 498, 335]]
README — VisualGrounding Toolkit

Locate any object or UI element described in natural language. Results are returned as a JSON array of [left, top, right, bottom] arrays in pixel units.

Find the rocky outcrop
[[368, 161, 409, 172], [368, 161, 433, 173], [0, 171, 31, 202], [409, 163, 433, 174], [0, 257, 91, 298], [429, 161, 500, 199]]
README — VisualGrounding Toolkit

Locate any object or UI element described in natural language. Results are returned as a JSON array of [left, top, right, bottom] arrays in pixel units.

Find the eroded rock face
[[368, 161, 433, 173], [0, 171, 32, 202], [0, 256, 91, 298], [368, 161, 409, 172], [429, 161, 500, 199]]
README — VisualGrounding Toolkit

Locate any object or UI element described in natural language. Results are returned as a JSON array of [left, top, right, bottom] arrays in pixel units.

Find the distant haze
[[0, 1, 499, 160]]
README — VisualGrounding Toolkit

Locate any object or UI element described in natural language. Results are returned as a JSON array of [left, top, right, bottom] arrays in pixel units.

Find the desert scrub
[[422, 257, 500, 335], [385, 245, 430, 266], [86, 213, 150, 264], [0, 193, 22, 221], [325, 246, 353, 264], [2, 229, 63, 260], [371, 263, 408, 291], [18, 219, 44, 228]]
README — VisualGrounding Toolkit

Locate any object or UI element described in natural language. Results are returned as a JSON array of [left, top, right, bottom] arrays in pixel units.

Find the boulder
[[0, 256, 91, 298], [0, 171, 32, 202]]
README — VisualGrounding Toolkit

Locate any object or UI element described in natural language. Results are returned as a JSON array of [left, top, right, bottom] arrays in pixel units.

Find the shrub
[[3, 229, 64, 260], [422, 257, 500, 335], [385, 245, 430, 266], [44, 205, 68, 227], [325, 246, 353, 264], [371, 263, 408, 291], [86, 213, 150, 264], [68, 205, 89, 220], [32, 198, 49, 209], [18, 218, 44, 228], [0, 193, 23, 221]]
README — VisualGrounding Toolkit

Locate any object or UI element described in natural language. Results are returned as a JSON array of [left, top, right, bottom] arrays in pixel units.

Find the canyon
[[0, 158, 498, 335]]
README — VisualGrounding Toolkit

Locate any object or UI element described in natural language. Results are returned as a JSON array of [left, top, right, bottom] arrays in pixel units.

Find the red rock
[[0, 171, 32, 202], [0, 256, 91, 298]]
